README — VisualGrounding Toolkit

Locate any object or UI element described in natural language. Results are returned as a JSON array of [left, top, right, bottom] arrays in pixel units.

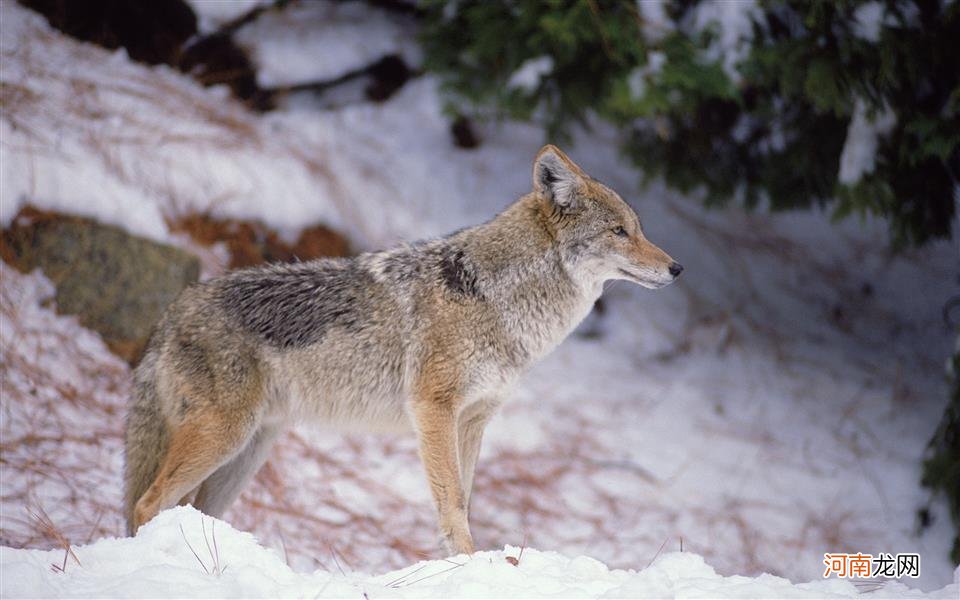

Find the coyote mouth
[[618, 268, 666, 288], [617, 268, 647, 282]]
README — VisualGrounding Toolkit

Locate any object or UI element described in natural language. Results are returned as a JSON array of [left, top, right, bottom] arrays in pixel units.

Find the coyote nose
[[669, 262, 684, 278]]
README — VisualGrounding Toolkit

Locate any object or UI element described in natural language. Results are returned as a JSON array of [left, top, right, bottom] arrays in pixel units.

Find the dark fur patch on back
[[171, 335, 213, 382], [380, 249, 423, 281], [216, 260, 371, 349], [439, 248, 481, 299]]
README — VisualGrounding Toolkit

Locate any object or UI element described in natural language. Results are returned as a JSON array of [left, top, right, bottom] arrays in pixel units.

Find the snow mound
[[2, 506, 954, 599]]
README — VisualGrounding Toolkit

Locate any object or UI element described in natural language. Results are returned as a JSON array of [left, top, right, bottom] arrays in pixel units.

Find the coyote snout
[[617, 236, 683, 289], [125, 144, 682, 557]]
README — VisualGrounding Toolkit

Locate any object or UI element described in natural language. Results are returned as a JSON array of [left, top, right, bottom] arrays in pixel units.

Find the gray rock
[[3, 209, 199, 363]]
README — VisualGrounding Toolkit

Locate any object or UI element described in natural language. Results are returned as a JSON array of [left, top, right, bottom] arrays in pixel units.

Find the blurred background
[[1, 0, 957, 590]]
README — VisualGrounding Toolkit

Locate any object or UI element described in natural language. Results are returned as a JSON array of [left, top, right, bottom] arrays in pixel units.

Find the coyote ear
[[533, 144, 584, 211]]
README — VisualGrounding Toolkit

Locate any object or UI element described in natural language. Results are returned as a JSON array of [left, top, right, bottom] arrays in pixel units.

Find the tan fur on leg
[[412, 378, 474, 555], [457, 399, 497, 509]]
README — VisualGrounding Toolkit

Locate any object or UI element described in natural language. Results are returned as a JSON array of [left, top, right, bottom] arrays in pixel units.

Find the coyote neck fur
[[452, 194, 599, 357]]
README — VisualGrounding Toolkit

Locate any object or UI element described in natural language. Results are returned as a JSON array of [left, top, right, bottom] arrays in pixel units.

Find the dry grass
[[27, 506, 80, 573], [179, 517, 227, 576], [1, 267, 668, 572], [1, 192, 933, 583], [1, 258, 920, 585]]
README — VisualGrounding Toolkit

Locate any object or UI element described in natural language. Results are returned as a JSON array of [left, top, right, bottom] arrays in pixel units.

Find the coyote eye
[[612, 226, 628, 237]]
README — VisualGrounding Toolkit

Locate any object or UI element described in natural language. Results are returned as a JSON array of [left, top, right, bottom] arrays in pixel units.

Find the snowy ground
[[2, 2, 959, 596], [2, 506, 957, 599]]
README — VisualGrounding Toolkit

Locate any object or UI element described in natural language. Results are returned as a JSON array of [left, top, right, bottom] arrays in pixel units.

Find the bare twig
[[397, 561, 465, 588], [645, 537, 669, 570], [180, 524, 210, 575]]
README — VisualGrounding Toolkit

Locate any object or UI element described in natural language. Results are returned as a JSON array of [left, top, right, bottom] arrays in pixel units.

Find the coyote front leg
[[458, 399, 498, 509], [413, 397, 474, 555]]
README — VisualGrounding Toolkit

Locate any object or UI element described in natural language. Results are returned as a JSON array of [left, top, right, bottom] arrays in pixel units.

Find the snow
[[2, 506, 957, 599], [637, 0, 672, 42], [2, 1, 959, 595], [691, 0, 762, 81], [507, 56, 554, 93], [852, 1, 886, 42], [0, 266, 129, 546], [851, 1, 922, 41], [838, 97, 897, 185], [627, 50, 667, 100], [185, 0, 272, 34], [234, 0, 420, 89], [0, 2, 354, 244]]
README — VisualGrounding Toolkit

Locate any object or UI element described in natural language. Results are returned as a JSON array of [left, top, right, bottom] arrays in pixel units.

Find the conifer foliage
[[420, 0, 959, 247]]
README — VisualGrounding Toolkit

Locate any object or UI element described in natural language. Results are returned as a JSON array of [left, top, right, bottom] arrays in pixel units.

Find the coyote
[[124, 145, 682, 554]]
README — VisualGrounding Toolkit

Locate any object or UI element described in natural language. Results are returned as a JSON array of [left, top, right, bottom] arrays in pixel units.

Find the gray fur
[[216, 260, 373, 349], [193, 424, 281, 516]]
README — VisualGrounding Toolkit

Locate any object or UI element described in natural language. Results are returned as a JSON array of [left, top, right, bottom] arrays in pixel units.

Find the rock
[[1, 207, 199, 363]]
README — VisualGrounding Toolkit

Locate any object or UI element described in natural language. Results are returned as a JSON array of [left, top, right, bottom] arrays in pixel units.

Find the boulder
[[2, 207, 199, 363]]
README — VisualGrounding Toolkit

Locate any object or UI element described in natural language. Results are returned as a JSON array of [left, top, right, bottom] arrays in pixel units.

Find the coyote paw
[[441, 527, 475, 556]]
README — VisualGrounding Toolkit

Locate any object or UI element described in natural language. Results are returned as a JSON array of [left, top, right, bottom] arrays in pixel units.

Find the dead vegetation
[[180, 518, 227, 576], [1, 246, 929, 585], [1, 277, 128, 549], [28, 506, 81, 573], [167, 213, 350, 269]]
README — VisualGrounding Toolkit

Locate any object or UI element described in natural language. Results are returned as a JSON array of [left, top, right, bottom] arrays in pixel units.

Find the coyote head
[[532, 144, 683, 290]]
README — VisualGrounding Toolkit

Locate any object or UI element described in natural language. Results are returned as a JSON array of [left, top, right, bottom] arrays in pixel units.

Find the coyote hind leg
[[194, 424, 281, 518], [133, 410, 257, 530], [178, 487, 200, 507]]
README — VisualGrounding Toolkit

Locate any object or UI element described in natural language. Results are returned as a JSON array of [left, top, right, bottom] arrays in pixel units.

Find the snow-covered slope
[[2, 1, 958, 593], [2, 507, 956, 599], [0, 2, 354, 243]]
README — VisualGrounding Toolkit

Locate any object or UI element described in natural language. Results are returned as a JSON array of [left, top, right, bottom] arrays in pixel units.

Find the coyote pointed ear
[[533, 144, 584, 212]]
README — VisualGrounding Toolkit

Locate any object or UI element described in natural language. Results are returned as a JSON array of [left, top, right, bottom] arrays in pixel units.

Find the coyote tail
[[123, 361, 167, 535]]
